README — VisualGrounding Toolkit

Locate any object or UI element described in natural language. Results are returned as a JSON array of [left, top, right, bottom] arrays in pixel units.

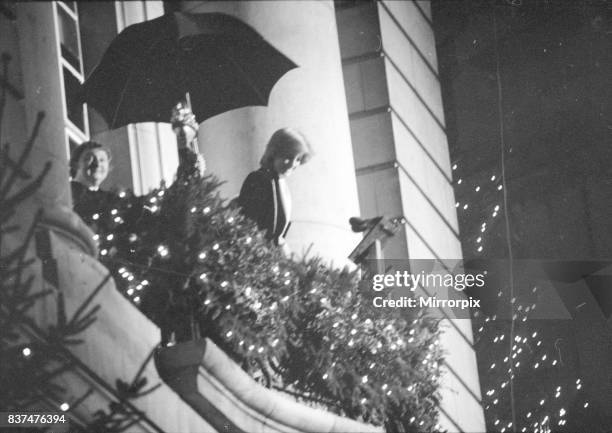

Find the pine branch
[[0, 112, 46, 202], [0, 81, 114, 428]]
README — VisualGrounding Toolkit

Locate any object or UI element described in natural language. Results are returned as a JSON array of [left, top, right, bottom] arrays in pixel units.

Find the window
[[57, 4, 80, 70], [66, 132, 80, 163], [62, 65, 85, 131], [60, 1, 76, 13], [54, 1, 88, 156]]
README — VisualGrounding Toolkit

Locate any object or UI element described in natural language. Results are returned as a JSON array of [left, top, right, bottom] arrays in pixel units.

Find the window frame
[[54, 0, 89, 156]]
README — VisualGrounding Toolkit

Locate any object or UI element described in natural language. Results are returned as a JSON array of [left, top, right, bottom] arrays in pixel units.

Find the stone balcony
[[22, 215, 381, 433]]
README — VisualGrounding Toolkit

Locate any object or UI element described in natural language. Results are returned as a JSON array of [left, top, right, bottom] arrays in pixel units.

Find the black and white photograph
[[0, 1, 610, 432]]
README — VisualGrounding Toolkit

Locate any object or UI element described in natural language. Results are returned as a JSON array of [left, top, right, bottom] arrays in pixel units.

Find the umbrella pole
[[184, 92, 198, 154], [185, 92, 192, 111], [172, 94, 198, 153], [172, 94, 205, 177]]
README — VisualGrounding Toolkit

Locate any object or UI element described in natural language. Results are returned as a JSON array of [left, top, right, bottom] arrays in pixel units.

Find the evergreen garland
[[91, 172, 444, 432]]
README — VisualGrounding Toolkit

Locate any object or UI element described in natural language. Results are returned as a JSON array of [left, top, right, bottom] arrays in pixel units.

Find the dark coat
[[71, 181, 115, 220], [238, 168, 290, 244], [71, 180, 122, 236]]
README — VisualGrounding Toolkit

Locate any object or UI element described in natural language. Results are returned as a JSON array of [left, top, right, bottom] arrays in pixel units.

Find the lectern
[[348, 216, 405, 274]]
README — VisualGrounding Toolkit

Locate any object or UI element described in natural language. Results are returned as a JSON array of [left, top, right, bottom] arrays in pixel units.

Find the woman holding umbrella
[[238, 128, 312, 252]]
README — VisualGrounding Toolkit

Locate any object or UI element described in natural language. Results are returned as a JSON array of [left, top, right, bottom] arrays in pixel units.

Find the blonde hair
[[260, 128, 313, 169]]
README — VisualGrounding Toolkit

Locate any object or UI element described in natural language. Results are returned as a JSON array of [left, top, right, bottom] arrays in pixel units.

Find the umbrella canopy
[[81, 12, 298, 129]]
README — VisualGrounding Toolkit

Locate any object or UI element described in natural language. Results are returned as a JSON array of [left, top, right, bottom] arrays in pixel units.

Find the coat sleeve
[[238, 171, 270, 232]]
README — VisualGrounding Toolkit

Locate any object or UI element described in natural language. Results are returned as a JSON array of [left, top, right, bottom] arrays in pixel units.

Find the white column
[[109, 0, 179, 195], [16, 2, 70, 212]]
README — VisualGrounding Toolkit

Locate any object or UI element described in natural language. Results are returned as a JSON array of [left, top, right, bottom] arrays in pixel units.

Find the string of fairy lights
[[452, 9, 592, 424], [453, 162, 504, 256], [473, 294, 590, 432], [453, 158, 591, 430], [452, 153, 590, 433], [69, 182, 444, 431]]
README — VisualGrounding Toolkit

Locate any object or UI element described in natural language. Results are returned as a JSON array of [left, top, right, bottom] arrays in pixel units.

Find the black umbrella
[[81, 12, 298, 129]]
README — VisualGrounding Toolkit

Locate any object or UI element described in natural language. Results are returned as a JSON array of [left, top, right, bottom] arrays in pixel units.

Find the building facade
[[434, 0, 612, 427], [1, 1, 484, 431]]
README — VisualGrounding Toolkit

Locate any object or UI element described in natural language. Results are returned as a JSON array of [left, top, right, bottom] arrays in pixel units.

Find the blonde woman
[[238, 128, 312, 247]]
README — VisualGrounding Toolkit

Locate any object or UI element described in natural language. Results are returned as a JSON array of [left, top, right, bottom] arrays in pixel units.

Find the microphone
[[349, 217, 380, 233]]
